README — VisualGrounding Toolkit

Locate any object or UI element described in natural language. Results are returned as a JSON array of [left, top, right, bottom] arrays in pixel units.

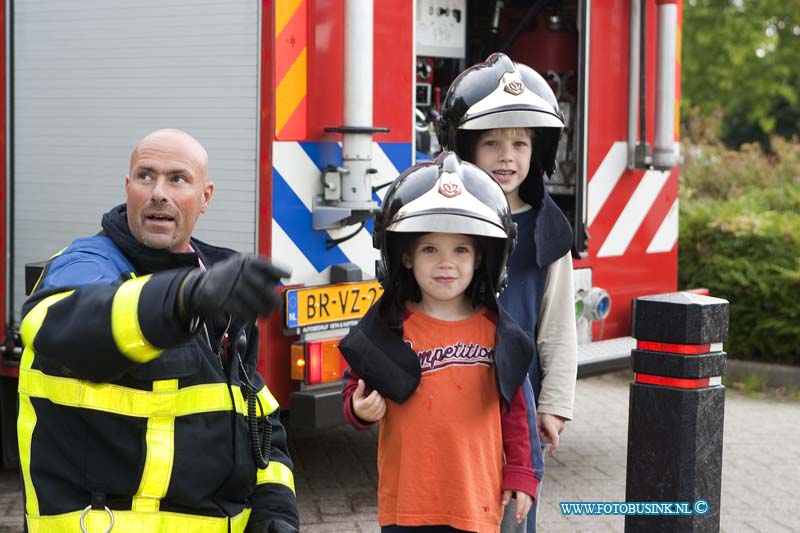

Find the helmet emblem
[[438, 172, 463, 198], [504, 79, 525, 96]]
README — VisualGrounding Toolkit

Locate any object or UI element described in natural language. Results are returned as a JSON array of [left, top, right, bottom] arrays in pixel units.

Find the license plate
[[284, 281, 383, 334]]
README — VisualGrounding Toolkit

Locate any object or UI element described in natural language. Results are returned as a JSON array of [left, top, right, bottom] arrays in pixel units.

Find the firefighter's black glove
[[178, 254, 291, 325]]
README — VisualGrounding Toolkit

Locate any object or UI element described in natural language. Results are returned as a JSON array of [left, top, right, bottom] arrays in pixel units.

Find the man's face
[[473, 128, 533, 209], [125, 131, 213, 253]]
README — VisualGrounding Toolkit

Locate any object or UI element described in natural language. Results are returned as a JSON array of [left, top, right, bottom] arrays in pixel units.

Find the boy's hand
[[352, 379, 386, 422], [537, 413, 567, 454], [502, 490, 533, 523]]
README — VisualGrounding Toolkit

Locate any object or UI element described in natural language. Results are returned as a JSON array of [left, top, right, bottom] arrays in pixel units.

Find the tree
[[681, 0, 800, 149]]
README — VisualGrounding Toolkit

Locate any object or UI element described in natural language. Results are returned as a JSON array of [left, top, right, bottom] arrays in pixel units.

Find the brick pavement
[[0, 468, 21, 532], [1, 373, 798, 532]]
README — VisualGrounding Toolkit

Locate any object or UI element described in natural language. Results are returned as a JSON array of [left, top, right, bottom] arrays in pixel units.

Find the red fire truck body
[[0, 0, 681, 462]]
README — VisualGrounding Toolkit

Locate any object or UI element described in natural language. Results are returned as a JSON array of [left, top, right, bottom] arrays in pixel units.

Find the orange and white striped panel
[[275, 0, 307, 140]]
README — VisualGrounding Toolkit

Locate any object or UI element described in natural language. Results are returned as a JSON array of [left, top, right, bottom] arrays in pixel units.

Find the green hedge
[[679, 136, 800, 365]]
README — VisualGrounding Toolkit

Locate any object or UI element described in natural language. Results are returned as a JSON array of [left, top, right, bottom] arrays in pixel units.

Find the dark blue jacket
[[18, 205, 298, 533]]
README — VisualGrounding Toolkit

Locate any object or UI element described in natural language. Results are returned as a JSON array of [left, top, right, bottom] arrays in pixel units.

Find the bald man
[[18, 129, 299, 532], [125, 128, 214, 253]]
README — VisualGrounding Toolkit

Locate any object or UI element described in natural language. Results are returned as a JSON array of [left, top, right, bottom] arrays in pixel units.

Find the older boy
[[438, 53, 578, 532]]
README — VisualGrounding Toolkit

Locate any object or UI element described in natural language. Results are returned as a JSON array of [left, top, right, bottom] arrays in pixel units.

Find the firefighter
[[438, 53, 578, 533], [17, 129, 299, 532], [339, 152, 541, 531]]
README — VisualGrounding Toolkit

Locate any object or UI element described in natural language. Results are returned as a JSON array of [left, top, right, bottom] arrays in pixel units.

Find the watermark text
[[559, 500, 709, 516]]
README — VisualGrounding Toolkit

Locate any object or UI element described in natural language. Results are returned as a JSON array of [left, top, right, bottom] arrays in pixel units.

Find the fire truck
[[0, 0, 681, 466]]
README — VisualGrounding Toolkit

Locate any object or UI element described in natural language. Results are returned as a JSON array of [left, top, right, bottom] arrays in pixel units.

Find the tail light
[[290, 339, 347, 385]]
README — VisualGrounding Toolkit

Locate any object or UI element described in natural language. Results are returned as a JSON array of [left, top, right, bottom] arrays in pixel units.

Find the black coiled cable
[[236, 345, 272, 469], [246, 386, 272, 469]]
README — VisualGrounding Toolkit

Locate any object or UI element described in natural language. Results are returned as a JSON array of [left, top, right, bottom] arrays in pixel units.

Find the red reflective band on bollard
[[635, 373, 710, 389], [637, 340, 711, 354]]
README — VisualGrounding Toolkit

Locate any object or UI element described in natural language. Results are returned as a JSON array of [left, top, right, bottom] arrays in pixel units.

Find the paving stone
[[355, 521, 381, 533]]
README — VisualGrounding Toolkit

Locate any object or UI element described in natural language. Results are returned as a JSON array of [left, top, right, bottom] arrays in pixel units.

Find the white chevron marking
[[588, 142, 627, 227], [326, 224, 380, 276], [272, 141, 398, 276], [369, 143, 405, 202], [273, 221, 318, 283], [597, 170, 670, 258], [273, 142, 319, 211], [647, 198, 678, 254]]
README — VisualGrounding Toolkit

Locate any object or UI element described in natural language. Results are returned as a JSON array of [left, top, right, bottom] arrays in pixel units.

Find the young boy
[[437, 53, 578, 532], [339, 152, 540, 533]]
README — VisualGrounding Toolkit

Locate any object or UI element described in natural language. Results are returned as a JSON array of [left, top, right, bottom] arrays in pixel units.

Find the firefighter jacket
[[17, 205, 298, 533]]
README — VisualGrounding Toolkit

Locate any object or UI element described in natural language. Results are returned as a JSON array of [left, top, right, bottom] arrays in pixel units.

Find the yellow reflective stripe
[[256, 461, 295, 494], [26, 507, 251, 533], [257, 386, 280, 416], [111, 275, 162, 363], [18, 369, 255, 418], [133, 379, 179, 512], [276, 0, 304, 35], [275, 47, 307, 134], [20, 291, 75, 369], [19, 370, 282, 419], [18, 291, 75, 519], [18, 388, 39, 517]]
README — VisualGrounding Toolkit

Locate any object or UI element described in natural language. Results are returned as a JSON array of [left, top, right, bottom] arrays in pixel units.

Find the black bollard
[[625, 292, 729, 532]]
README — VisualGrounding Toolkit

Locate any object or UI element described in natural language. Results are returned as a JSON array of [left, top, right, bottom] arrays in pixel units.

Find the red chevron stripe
[[275, 1, 306, 84], [625, 169, 678, 255], [587, 166, 645, 259], [278, 93, 308, 141]]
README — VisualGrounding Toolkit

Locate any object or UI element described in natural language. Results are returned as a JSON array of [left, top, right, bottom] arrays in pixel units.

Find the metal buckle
[[79, 505, 114, 533]]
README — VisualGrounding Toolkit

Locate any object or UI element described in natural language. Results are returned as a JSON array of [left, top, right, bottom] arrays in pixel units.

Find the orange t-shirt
[[377, 306, 504, 533]]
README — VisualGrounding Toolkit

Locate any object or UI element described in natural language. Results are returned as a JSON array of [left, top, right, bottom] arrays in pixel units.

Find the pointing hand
[[179, 254, 291, 323]]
